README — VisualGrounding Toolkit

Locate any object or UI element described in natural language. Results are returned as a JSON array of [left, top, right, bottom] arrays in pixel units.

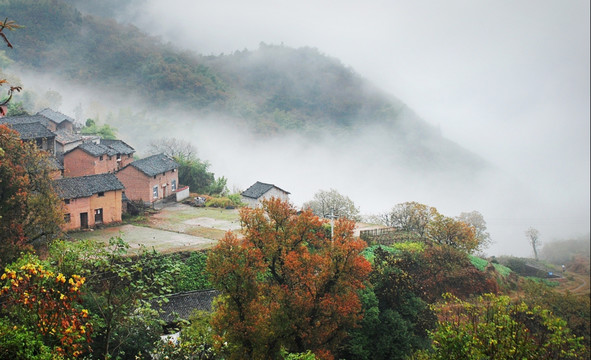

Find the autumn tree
[[427, 210, 479, 253], [0, 254, 92, 358], [525, 227, 541, 260], [207, 198, 371, 360], [303, 188, 360, 220], [0, 125, 63, 267]]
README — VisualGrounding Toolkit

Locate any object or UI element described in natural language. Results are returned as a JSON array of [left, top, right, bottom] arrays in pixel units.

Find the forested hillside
[[0, 0, 486, 173]]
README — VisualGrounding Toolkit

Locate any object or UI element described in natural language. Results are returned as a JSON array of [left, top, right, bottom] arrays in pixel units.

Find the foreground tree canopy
[[0, 125, 63, 266], [207, 198, 371, 360]]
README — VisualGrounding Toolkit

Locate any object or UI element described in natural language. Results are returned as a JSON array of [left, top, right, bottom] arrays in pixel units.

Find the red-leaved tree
[[207, 198, 371, 360]]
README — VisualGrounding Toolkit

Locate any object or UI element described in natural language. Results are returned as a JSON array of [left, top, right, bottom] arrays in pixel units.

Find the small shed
[[241, 181, 290, 208]]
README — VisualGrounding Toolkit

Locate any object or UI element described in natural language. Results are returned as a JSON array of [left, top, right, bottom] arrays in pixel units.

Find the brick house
[[116, 153, 179, 204], [241, 181, 290, 208], [63, 140, 135, 177], [37, 108, 75, 132], [53, 173, 125, 231]]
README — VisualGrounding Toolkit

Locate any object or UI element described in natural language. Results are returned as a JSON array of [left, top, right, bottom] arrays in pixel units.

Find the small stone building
[[53, 173, 125, 231], [241, 181, 290, 208], [116, 153, 179, 204]]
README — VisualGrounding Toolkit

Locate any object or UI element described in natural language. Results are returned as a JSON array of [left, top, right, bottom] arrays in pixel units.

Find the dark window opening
[[99, 155, 104, 161], [98, 192, 105, 197], [64, 199, 70, 204], [64, 214, 71, 223], [94, 208, 103, 223]]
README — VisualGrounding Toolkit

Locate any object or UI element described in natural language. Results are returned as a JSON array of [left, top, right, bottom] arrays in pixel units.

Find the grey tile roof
[[37, 108, 75, 124], [70, 142, 118, 157], [241, 181, 290, 199], [127, 153, 178, 177], [0, 114, 56, 129], [154, 289, 219, 323], [55, 130, 85, 145], [53, 173, 124, 199], [48, 156, 64, 170], [7, 122, 56, 140], [100, 139, 135, 155]]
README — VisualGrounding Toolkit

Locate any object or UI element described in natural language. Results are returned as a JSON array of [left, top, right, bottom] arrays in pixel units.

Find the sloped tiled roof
[[127, 153, 178, 177], [55, 129, 85, 145], [0, 114, 56, 129], [100, 139, 135, 155], [241, 181, 290, 199], [48, 156, 64, 171], [37, 108, 74, 124], [7, 122, 55, 140], [153, 289, 219, 324], [53, 173, 124, 199], [68, 142, 118, 157]]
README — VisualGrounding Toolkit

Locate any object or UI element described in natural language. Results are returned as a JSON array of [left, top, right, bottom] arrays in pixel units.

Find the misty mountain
[[1, 0, 487, 173]]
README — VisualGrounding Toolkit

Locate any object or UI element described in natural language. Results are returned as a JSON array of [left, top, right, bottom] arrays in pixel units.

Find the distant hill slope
[[0, 0, 487, 172]]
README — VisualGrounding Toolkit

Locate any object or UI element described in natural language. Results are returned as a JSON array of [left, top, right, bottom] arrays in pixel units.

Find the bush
[[205, 197, 234, 208]]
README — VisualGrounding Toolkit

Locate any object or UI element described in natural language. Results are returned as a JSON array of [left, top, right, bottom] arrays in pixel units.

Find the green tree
[[415, 293, 585, 359], [427, 211, 479, 253], [343, 247, 435, 360], [80, 118, 118, 139], [49, 238, 181, 359]]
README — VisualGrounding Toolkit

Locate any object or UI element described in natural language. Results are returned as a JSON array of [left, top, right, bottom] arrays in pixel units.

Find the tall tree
[[427, 211, 479, 253], [303, 188, 360, 221], [0, 125, 63, 266], [378, 202, 432, 240], [207, 198, 371, 360], [525, 227, 541, 260], [457, 210, 492, 253]]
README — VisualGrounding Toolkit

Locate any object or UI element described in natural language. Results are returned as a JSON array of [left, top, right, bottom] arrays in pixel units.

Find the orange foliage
[[1, 261, 92, 357], [207, 198, 371, 359]]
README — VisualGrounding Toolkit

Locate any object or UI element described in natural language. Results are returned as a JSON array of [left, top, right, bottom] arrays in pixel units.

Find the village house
[[55, 130, 100, 154], [2, 121, 57, 154], [62, 139, 135, 177], [241, 181, 290, 208], [116, 153, 179, 204], [36, 108, 76, 132], [53, 173, 125, 231]]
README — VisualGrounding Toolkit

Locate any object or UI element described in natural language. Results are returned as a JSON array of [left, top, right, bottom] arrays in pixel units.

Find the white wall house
[[241, 181, 290, 208]]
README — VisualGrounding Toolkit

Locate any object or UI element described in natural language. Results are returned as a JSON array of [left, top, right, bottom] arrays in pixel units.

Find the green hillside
[[0, 0, 487, 172]]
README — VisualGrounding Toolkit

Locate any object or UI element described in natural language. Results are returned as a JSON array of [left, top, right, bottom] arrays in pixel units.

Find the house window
[[99, 155, 104, 161], [98, 192, 105, 197], [108, 156, 112, 160], [153, 185, 158, 199], [128, 154, 132, 158], [94, 208, 103, 223], [171, 179, 177, 192], [153, 175, 157, 179], [117, 154, 121, 160], [64, 213, 71, 223], [64, 199, 70, 204]]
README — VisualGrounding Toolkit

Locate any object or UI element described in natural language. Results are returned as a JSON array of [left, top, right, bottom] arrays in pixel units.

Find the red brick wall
[[63, 148, 120, 177], [116, 166, 179, 203], [61, 190, 122, 231]]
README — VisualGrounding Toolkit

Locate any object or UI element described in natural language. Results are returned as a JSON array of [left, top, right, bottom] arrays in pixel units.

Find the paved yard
[[68, 203, 240, 253]]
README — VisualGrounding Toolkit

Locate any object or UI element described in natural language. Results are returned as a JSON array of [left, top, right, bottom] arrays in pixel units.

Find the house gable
[[241, 181, 290, 207]]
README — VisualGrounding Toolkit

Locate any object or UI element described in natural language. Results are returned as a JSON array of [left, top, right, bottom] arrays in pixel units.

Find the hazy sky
[[34, 0, 588, 256], [124, 0, 591, 256]]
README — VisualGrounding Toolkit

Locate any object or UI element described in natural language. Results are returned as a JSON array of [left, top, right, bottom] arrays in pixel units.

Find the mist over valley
[[2, 0, 589, 257]]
